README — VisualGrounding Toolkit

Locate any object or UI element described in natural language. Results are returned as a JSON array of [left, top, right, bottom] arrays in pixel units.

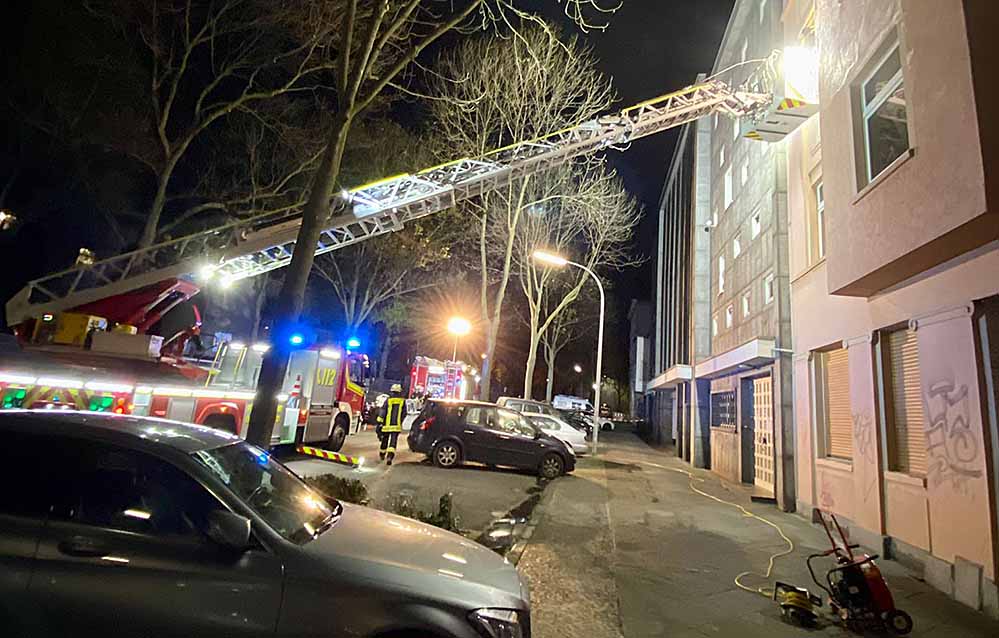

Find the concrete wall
[[819, 0, 998, 296]]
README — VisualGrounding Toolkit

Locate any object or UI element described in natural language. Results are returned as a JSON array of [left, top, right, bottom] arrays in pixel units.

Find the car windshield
[[191, 442, 338, 544]]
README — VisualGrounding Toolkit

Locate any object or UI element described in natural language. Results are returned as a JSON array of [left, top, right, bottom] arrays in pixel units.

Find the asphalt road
[[283, 428, 546, 533]]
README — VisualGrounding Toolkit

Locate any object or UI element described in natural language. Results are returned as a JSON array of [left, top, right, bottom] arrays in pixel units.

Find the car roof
[[0, 410, 240, 454], [429, 399, 497, 408]]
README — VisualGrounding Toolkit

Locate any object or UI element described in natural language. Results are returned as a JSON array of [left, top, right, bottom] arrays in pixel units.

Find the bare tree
[[429, 25, 614, 400], [539, 294, 593, 401], [515, 165, 639, 398]]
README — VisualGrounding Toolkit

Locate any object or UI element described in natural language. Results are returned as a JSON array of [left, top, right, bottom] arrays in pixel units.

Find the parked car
[[0, 411, 531, 638], [556, 408, 594, 437], [526, 413, 588, 454], [496, 396, 562, 417], [408, 400, 576, 479]]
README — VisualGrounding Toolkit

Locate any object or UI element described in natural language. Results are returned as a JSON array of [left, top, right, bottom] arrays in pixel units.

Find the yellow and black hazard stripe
[[297, 445, 363, 467], [777, 98, 807, 111]]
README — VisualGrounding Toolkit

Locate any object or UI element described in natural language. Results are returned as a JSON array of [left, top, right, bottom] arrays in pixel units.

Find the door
[[457, 405, 498, 462], [753, 376, 775, 495], [0, 431, 50, 634], [30, 440, 283, 637], [490, 408, 541, 469]]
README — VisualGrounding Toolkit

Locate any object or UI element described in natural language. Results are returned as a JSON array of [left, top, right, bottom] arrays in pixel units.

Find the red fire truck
[[3, 280, 368, 451], [409, 356, 472, 400]]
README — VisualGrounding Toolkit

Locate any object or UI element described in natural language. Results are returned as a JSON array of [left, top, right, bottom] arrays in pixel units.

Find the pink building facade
[[787, 0, 999, 616]]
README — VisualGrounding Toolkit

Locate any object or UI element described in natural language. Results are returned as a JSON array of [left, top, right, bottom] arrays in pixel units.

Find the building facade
[[788, 0, 999, 616]]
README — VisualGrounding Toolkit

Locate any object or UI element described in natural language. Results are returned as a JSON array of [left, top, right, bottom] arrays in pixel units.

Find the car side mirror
[[205, 510, 252, 551]]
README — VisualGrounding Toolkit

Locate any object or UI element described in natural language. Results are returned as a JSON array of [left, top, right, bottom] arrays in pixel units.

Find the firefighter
[[377, 383, 406, 464]]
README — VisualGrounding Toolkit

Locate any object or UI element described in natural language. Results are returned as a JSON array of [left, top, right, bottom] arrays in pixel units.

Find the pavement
[[283, 428, 544, 533], [517, 429, 999, 638]]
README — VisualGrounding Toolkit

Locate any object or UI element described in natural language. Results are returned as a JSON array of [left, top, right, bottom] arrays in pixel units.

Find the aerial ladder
[[6, 61, 795, 328]]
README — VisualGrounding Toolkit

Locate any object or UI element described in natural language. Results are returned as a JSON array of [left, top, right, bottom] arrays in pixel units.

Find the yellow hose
[[622, 457, 796, 598]]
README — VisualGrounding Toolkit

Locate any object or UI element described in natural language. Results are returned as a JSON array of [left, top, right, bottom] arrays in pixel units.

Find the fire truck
[[5, 54, 811, 449], [409, 356, 471, 400], [3, 280, 369, 451]]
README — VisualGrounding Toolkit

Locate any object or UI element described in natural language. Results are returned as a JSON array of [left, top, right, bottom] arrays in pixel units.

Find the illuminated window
[[742, 292, 751, 317], [712, 315, 718, 336], [859, 39, 909, 185], [733, 234, 742, 258], [741, 162, 749, 186], [724, 169, 733, 209], [764, 273, 775, 304], [751, 210, 762, 238], [725, 305, 734, 328]]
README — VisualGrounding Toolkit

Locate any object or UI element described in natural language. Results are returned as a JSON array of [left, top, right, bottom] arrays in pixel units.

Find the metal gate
[[753, 376, 775, 494]]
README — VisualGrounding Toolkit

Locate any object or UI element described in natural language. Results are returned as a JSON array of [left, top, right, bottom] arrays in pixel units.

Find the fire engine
[[409, 356, 472, 400], [4, 53, 811, 450], [2, 279, 369, 451]]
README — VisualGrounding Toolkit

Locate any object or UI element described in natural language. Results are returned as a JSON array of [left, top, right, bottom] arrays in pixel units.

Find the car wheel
[[539, 453, 564, 479], [327, 414, 349, 452], [433, 440, 461, 468]]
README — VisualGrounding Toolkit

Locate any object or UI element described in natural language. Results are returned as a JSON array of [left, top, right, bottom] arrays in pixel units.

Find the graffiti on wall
[[925, 380, 982, 490], [853, 412, 876, 465]]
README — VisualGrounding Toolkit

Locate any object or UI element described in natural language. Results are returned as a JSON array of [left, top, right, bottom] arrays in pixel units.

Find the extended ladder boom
[[7, 80, 770, 325]]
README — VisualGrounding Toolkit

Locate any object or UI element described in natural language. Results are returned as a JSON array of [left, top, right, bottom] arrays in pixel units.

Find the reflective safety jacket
[[380, 397, 407, 432]]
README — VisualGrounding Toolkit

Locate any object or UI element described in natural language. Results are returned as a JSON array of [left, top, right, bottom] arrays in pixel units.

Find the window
[[719, 146, 725, 167], [713, 113, 719, 129], [0, 431, 52, 518], [712, 208, 719, 227], [742, 292, 751, 317], [740, 39, 748, 64], [741, 162, 749, 186], [464, 406, 486, 425], [49, 441, 224, 539], [725, 305, 734, 328], [751, 210, 762, 238], [724, 169, 733, 209], [711, 391, 737, 428], [733, 234, 742, 258], [712, 315, 718, 336], [815, 181, 826, 258], [718, 255, 726, 294], [764, 273, 775, 304], [820, 348, 853, 459], [885, 329, 926, 475], [733, 117, 740, 141], [860, 42, 909, 184], [759, 0, 766, 23], [496, 408, 536, 437]]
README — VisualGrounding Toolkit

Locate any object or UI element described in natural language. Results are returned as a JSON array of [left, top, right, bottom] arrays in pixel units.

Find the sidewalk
[[516, 431, 999, 638]]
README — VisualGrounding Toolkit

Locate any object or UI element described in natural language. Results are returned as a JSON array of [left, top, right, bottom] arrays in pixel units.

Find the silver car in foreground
[[0, 411, 530, 637]]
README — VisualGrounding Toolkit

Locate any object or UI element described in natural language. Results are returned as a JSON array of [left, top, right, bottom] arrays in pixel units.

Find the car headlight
[[564, 442, 576, 456], [469, 608, 524, 638]]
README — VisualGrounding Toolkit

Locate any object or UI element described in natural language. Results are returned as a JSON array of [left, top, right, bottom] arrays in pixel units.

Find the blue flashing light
[[346, 337, 361, 349], [289, 334, 305, 346], [256, 452, 270, 466]]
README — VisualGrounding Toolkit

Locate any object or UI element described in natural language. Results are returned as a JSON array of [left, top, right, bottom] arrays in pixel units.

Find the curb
[[507, 480, 558, 566]]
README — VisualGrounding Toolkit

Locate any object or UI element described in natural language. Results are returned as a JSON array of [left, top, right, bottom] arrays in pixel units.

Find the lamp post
[[447, 316, 471, 361], [533, 250, 605, 454]]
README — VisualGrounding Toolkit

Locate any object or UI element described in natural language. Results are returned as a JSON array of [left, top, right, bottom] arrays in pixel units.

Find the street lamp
[[447, 316, 471, 361], [573, 363, 583, 374], [533, 249, 605, 454]]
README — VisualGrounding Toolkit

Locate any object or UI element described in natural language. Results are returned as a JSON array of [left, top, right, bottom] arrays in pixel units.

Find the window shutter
[[888, 329, 926, 475], [825, 348, 852, 459]]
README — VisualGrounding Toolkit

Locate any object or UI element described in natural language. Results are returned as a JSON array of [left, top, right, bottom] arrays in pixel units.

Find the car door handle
[[499, 434, 511, 440], [463, 429, 475, 434], [58, 536, 109, 558]]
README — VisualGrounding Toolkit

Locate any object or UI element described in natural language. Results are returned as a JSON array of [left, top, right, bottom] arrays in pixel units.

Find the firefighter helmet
[[390, 383, 403, 393]]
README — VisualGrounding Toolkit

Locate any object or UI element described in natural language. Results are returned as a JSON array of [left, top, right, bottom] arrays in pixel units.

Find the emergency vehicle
[[3, 285, 369, 451], [409, 356, 471, 400]]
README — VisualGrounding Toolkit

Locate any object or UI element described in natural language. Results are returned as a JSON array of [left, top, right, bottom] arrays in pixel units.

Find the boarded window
[[711, 391, 736, 428], [823, 347, 852, 459], [886, 329, 926, 474]]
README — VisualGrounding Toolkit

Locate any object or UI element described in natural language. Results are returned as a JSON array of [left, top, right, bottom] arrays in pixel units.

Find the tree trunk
[[522, 327, 541, 400], [479, 321, 499, 401], [245, 113, 352, 448], [138, 146, 188, 248], [544, 341, 556, 402], [377, 333, 392, 381], [249, 277, 268, 344]]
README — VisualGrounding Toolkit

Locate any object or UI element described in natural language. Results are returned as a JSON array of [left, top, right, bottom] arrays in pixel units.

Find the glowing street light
[[447, 316, 471, 361], [533, 249, 605, 455], [573, 364, 583, 374]]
